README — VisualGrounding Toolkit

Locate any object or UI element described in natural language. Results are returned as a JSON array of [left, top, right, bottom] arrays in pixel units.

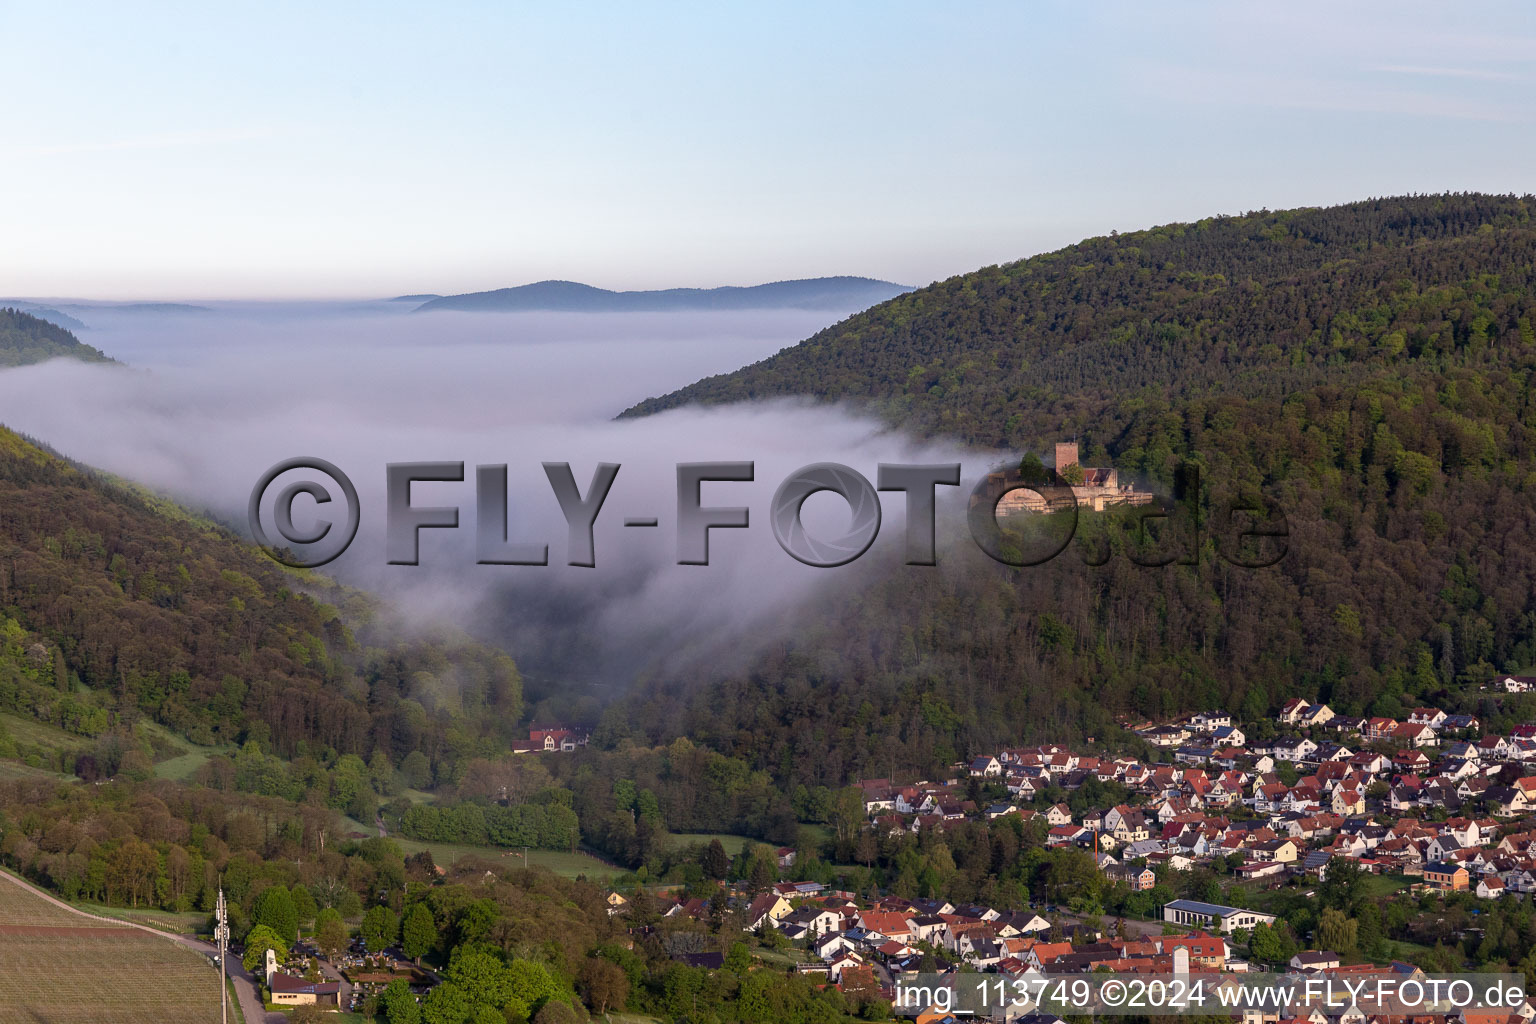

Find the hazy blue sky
[[3, 1, 1534, 298]]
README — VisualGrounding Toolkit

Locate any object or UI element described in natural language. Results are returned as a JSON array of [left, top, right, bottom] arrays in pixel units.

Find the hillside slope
[[605, 195, 1536, 785], [0, 426, 523, 772], [624, 194, 1536, 446], [0, 308, 112, 365]]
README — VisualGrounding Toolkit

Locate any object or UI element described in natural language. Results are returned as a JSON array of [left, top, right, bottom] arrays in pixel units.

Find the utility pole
[[215, 887, 230, 1024]]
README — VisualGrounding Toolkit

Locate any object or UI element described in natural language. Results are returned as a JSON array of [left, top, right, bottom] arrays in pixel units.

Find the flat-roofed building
[[1161, 899, 1277, 934]]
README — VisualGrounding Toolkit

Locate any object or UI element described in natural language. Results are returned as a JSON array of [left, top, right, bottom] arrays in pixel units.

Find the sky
[[2, 0, 1535, 298]]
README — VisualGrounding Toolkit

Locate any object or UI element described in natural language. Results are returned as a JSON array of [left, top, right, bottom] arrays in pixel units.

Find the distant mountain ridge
[[411, 276, 913, 313], [57, 302, 211, 315]]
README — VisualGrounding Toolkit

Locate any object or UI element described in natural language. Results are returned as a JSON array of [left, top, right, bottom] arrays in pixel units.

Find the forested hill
[[0, 308, 113, 366], [0, 425, 524, 782], [622, 193, 1536, 445], [603, 194, 1536, 787]]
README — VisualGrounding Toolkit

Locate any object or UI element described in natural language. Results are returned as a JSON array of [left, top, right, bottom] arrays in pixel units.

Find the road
[[176, 933, 285, 1024], [0, 868, 283, 1023], [315, 953, 356, 1010]]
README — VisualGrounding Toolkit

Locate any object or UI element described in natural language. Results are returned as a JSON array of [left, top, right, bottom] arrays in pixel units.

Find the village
[[616, 674, 1536, 1023]]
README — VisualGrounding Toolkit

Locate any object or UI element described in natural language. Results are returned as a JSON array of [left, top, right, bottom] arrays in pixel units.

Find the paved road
[[175, 933, 284, 1024], [315, 954, 356, 1012], [0, 868, 282, 1024]]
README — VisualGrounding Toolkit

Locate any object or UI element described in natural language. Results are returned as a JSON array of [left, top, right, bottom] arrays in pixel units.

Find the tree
[[701, 838, 730, 879], [725, 941, 752, 975], [839, 964, 883, 1007], [532, 1002, 580, 1024], [746, 846, 777, 891], [361, 905, 400, 952], [422, 981, 472, 1024], [252, 885, 299, 945], [401, 750, 432, 789], [369, 748, 397, 795], [402, 903, 438, 962], [577, 957, 629, 1015], [290, 1007, 326, 1024], [1317, 907, 1359, 955], [446, 947, 512, 1008], [241, 924, 287, 973], [1248, 922, 1285, 963], [451, 899, 497, 948], [380, 978, 422, 1024], [289, 884, 317, 928], [830, 786, 866, 850], [105, 838, 159, 908], [315, 907, 348, 960], [1319, 856, 1365, 912], [506, 959, 559, 1019]]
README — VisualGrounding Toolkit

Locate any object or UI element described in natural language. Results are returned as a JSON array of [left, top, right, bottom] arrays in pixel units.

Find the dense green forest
[[606, 195, 1536, 787], [0, 424, 525, 774], [0, 308, 113, 366]]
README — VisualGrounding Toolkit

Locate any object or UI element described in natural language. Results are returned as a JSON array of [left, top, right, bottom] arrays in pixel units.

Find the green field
[[0, 710, 89, 775], [389, 835, 623, 879], [0, 758, 75, 781], [0, 711, 236, 784], [384, 828, 769, 880], [664, 832, 759, 855], [0, 871, 220, 1023], [141, 719, 235, 781], [0, 711, 91, 753]]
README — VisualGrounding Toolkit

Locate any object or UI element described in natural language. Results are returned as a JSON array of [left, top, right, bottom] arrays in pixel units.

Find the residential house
[[1391, 722, 1439, 748], [1212, 725, 1247, 747], [1408, 708, 1448, 730], [1290, 951, 1342, 972], [1424, 862, 1471, 891], [746, 893, 794, 931], [1477, 876, 1507, 900], [969, 756, 1002, 777]]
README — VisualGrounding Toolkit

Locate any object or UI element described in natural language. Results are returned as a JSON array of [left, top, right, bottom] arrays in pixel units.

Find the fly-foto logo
[[248, 458, 1287, 570]]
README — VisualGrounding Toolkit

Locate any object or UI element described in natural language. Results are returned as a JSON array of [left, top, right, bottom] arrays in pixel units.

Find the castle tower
[[1054, 441, 1079, 471]]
